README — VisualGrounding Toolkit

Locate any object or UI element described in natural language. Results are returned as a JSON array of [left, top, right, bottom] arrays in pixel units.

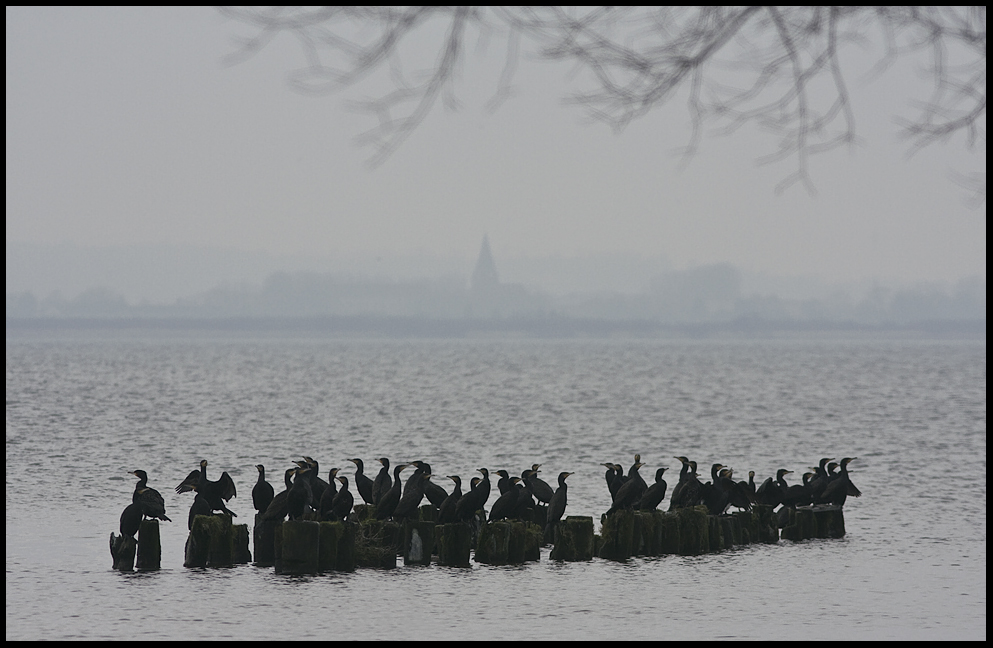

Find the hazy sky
[[5, 7, 986, 288]]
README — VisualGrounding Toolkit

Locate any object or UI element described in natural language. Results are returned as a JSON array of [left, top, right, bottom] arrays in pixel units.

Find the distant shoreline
[[6, 316, 985, 341]]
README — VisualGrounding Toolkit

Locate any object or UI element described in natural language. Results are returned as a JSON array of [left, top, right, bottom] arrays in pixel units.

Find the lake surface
[[5, 336, 986, 640]]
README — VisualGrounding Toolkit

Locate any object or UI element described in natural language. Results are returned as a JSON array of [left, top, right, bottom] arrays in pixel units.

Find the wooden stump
[[185, 513, 234, 568], [549, 516, 594, 561], [110, 533, 136, 571], [253, 514, 278, 567], [732, 510, 756, 544], [658, 511, 680, 555], [752, 505, 779, 544], [403, 520, 436, 566], [436, 523, 472, 567], [355, 519, 400, 569], [708, 516, 724, 552], [812, 505, 846, 538], [598, 509, 636, 561], [275, 520, 320, 574], [476, 520, 535, 565], [676, 506, 709, 555], [136, 520, 161, 570]]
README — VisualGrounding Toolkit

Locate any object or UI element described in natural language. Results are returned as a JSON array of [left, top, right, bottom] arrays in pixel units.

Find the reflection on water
[[5, 338, 986, 639]]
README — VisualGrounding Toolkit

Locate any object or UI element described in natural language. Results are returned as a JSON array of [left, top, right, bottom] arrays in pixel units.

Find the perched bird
[[331, 475, 354, 521], [129, 470, 171, 522], [605, 459, 647, 515], [818, 457, 861, 506], [545, 471, 573, 539], [525, 464, 555, 505], [119, 501, 143, 540], [252, 464, 275, 514], [260, 467, 297, 522], [371, 457, 392, 505], [488, 477, 522, 522], [437, 475, 462, 525], [349, 458, 375, 506], [187, 491, 213, 529], [455, 468, 490, 522], [638, 467, 668, 511], [375, 463, 409, 520], [319, 468, 341, 521], [286, 467, 313, 521], [393, 472, 432, 522], [755, 469, 792, 508], [176, 460, 237, 517]]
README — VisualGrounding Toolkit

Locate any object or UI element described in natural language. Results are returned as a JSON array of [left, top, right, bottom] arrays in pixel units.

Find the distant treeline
[[5, 265, 986, 328]]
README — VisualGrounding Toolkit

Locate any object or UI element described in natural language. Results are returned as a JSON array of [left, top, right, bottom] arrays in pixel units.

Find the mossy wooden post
[[436, 523, 472, 567], [598, 509, 635, 561], [812, 505, 846, 538], [417, 504, 439, 524], [732, 510, 756, 545], [781, 507, 816, 541], [233, 524, 251, 564], [185, 513, 234, 568], [708, 516, 724, 552], [352, 504, 375, 523], [136, 520, 161, 570], [275, 520, 320, 574], [335, 521, 357, 571], [110, 533, 137, 571], [319, 521, 342, 571], [403, 520, 435, 566], [752, 505, 779, 544], [521, 521, 543, 562], [475, 521, 512, 565], [658, 511, 680, 555], [355, 519, 399, 569], [254, 514, 277, 567], [676, 506, 709, 555], [720, 516, 737, 548], [549, 516, 594, 561]]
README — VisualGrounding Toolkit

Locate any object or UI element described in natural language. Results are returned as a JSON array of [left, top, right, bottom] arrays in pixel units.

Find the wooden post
[[732, 510, 756, 544], [275, 520, 320, 574], [436, 523, 472, 567], [403, 520, 435, 566], [136, 520, 161, 570], [253, 514, 277, 567], [232, 524, 251, 564], [110, 533, 136, 571], [549, 516, 594, 561], [185, 513, 234, 568], [658, 511, 680, 555], [752, 504, 779, 543], [475, 520, 535, 565], [676, 506, 709, 555], [598, 509, 635, 561], [812, 505, 846, 538], [708, 516, 724, 552]]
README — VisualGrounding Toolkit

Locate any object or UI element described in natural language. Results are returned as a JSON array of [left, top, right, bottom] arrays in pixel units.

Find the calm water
[[5, 336, 986, 640]]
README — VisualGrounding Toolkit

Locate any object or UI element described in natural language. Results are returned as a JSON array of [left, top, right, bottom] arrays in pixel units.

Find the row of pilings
[[113, 503, 845, 572]]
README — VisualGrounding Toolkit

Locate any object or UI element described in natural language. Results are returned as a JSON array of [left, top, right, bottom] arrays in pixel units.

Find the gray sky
[[5, 7, 986, 292]]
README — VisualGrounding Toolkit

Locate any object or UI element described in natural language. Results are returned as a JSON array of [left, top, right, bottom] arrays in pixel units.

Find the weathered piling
[[752, 504, 779, 543], [417, 505, 439, 524], [233, 523, 252, 564], [812, 505, 846, 538], [355, 519, 401, 569], [274, 520, 320, 574], [436, 523, 472, 567], [708, 515, 724, 552], [403, 520, 436, 566], [732, 510, 757, 544], [110, 533, 137, 571], [185, 513, 236, 568], [781, 507, 817, 541], [658, 511, 680, 554], [598, 509, 636, 561], [474, 520, 537, 565], [549, 516, 595, 561], [676, 506, 710, 555], [317, 521, 356, 572], [254, 514, 278, 567], [136, 520, 161, 570]]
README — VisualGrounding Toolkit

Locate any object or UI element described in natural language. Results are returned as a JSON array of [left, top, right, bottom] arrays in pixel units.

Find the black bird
[[719, 467, 753, 512], [668, 457, 692, 510], [319, 468, 341, 521], [808, 457, 836, 504], [375, 463, 409, 520], [782, 472, 816, 508], [119, 501, 143, 540], [488, 477, 522, 522], [755, 469, 792, 507], [349, 458, 375, 506], [494, 469, 514, 496], [393, 472, 431, 522], [260, 467, 297, 522], [176, 459, 237, 517], [605, 459, 647, 515], [410, 461, 449, 508], [525, 464, 555, 505], [331, 475, 354, 521], [638, 467, 668, 510], [455, 468, 490, 522], [601, 462, 618, 498], [129, 470, 171, 522], [287, 467, 313, 521], [371, 457, 392, 505], [819, 457, 861, 506], [514, 471, 537, 519], [545, 471, 573, 538], [188, 491, 213, 529], [437, 475, 463, 524], [737, 470, 757, 501], [296, 457, 329, 504], [252, 464, 275, 514]]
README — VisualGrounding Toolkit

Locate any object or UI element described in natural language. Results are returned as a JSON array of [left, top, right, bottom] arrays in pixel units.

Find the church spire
[[470, 234, 499, 293]]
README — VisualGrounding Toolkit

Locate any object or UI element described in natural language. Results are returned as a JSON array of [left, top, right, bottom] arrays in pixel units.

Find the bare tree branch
[[218, 6, 985, 199]]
